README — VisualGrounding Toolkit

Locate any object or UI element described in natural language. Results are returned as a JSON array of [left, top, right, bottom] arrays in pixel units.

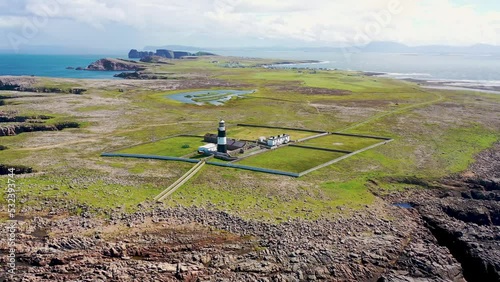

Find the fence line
[[330, 132, 392, 140], [237, 124, 327, 133], [298, 139, 394, 177], [101, 153, 200, 164], [206, 161, 300, 177], [289, 144, 353, 154], [296, 132, 329, 142]]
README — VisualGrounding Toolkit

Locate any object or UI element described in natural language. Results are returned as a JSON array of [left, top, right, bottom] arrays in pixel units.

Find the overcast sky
[[1, 0, 499, 52]]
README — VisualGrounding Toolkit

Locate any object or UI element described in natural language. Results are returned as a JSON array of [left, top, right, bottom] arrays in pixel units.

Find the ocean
[[1, 52, 500, 86], [0, 54, 125, 79], [215, 50, 500, 85]]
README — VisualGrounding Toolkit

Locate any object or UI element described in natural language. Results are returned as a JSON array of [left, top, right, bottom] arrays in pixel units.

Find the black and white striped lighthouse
[[217, 120, 227, 153]]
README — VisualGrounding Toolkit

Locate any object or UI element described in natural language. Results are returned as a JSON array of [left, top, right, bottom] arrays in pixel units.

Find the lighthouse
[[217, 120, 227, 153]]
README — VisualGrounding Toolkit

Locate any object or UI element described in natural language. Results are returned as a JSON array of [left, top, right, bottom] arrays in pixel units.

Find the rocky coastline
[[0, 78, 86, 94], [84, 58, 145, 72], [1, 143, 498, 281]]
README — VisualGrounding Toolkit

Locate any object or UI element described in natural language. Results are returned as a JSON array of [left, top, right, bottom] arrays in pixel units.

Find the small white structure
[[266, 134, 290, 147], [198, 143, 217, 155]]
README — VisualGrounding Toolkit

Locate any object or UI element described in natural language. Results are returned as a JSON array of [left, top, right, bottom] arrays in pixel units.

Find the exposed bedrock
[[0, 80, 86, 94], [113, 71, 168, 80], [0, 122, 80, 136], [0, 164, 34, 175], [411, 143, 500, 282], [421, 211, 500, 282], [86, 58, 145, 71], [0, 204, 465, 281], [0, 114, 52, 123]]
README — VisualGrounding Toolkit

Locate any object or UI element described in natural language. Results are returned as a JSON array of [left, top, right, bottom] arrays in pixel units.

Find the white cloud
[[25, 0, 126, 28], [0, 16, 27, 28], [2, 0, 500, 46]]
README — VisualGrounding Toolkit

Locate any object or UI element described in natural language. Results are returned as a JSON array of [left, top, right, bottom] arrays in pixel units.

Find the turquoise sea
[[0, 54, 126, 79]]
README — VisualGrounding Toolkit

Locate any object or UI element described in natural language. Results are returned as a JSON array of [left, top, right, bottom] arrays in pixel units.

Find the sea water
[[215, 50, 500, 83], [0, 54, 126, 79], [2, 52, 500, 84]]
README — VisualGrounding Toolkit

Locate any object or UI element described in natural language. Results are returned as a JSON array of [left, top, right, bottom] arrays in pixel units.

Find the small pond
[[166, 89, 256, 105], [392, 202, 413, 209]]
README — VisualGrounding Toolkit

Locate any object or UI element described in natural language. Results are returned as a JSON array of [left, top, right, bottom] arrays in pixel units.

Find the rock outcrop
[[0, 114, 52, 123], [0, 78, 86, 94], [86, 58, 144, 71], [0, 164, 33, 175], [129, 49, 154, 59], [128, 48, 217, 59], [388, 142, 500, 282], [0, 121, 80, 136], [113, 71, 168, 80], [139, 55, 174, 64], [0, 200, 466, 281]]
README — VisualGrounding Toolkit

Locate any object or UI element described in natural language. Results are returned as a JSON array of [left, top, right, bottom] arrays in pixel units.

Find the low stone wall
[[101, 153, 200, 164], [206, 161, 300, 178], [289, 144, 353, 154], [330, 132, 392, 140], [237, 124, 327, 134]]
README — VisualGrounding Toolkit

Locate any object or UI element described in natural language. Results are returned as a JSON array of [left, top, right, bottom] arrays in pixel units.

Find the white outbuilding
[[198, 143, 217, 155]]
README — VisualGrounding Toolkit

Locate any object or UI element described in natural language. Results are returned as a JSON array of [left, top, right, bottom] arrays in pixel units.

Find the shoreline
[[363, 72, 500, 94], [1, 53, 500, 94], [270, 61, 500, 94], [402, 77, 500, 94]]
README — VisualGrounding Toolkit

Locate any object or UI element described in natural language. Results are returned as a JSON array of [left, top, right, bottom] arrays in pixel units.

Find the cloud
[[1, 0, 499, 47], [0, 16, 26, 28], [24, 0, 126, 28]]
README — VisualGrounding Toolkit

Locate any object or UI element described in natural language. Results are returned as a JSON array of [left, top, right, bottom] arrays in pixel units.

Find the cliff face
[[129, 49, 154, 59], [128, 49, 210, 59], [86, 58, 144, 71]]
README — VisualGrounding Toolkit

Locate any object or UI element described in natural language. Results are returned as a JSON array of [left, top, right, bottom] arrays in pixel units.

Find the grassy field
[[300, 134, 384, 151], [116, 136, 206, 157], [229, 126, 320, 141], [237, 146, 345, 173], [0, 160, 195, 213], [1, 55, 499, 222]]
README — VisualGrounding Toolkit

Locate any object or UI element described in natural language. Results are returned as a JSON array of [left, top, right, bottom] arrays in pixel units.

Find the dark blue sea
[[0, 54, 126, 79]]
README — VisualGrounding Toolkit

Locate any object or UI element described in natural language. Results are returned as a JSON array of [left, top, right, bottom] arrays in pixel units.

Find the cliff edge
[[86, 58, 144, 71]]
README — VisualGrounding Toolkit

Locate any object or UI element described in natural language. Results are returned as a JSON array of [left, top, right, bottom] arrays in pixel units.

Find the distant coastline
[[1, 52, 500, 95]]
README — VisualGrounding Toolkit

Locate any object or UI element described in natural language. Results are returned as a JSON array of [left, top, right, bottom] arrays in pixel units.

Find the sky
[[0, 0, 499, 52]]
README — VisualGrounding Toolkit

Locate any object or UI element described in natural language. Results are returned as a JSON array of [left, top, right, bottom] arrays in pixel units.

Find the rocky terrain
[[0, 62, 498, 281], [128, 49, 216, 60], [1, 143, 498, 281], [0, 111, 80, 137], [1, 203, 464, 282], [385, 143, 500, 282], [85, 59, 145, 72], [0, 77, 86, 94], [0, 121, 80, 137], [0, 164, 33, 175], [113, 71, 169, 80]]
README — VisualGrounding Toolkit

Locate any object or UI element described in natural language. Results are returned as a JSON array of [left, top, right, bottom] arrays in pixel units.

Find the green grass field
[[117, 136, 206, 157], [301, 134, 384, 151], [2, 55, 498, 222], [237, 146, 345, 173], [229, 126, 320, 141]]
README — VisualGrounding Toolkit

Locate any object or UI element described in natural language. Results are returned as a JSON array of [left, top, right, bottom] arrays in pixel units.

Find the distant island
[[128, 49, 217, 59]]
